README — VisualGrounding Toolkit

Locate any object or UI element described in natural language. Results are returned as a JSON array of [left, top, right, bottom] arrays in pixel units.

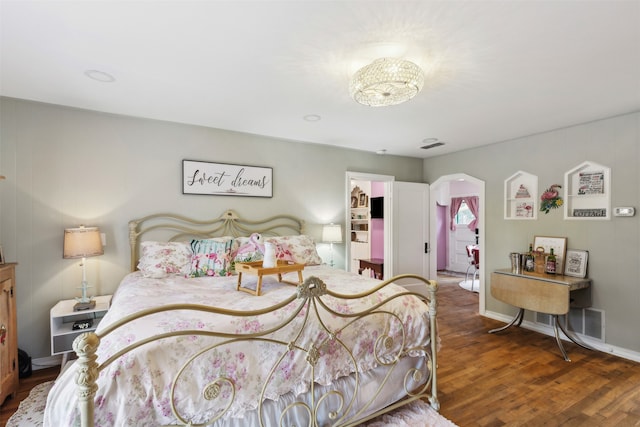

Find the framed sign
[[533, 236, 567, 273], [564, 249, 589, 278], [183, 160, 272, 197]]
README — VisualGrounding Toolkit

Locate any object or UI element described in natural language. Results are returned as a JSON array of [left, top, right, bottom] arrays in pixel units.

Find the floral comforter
[[44, 266, 433, 426]]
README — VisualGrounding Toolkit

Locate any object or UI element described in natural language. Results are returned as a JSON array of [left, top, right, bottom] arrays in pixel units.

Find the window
[[455, 201, 476, 226]]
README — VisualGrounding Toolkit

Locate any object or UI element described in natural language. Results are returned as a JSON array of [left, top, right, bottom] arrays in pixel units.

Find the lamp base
[[73, 300, 96, 312]]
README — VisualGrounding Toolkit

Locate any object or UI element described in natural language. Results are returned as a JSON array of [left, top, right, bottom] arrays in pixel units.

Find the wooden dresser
[[0, 263, 18, 405]]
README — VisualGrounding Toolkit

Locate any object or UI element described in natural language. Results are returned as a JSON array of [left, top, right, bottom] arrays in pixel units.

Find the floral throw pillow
[[266, 235, 322, 265], [190, 237, 234, 277], [137, 241, 192, 279]]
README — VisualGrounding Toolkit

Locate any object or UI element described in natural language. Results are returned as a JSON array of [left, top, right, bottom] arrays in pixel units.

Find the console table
[[489, 269, 592, 361]]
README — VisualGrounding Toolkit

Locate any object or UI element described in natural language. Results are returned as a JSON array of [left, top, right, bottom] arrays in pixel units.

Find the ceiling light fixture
[[349, 58, 424, 107]]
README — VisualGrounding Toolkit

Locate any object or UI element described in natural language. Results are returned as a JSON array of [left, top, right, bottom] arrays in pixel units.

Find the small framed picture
[[358, 193, 368, 207], [0, 245, 4, 265], [564, 249, 589, 278], [533, 236, 567, 273]]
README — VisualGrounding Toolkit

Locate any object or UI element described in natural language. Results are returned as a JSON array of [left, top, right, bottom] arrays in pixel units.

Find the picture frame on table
[[0, 245, 4, 264], [533, 235, 567, 273], [564, 249, 589, 278]]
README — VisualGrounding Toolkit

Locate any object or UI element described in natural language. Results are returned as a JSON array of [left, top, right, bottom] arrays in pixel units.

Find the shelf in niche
[[564, 161, 611, 220], [504, 171, 538, 220]]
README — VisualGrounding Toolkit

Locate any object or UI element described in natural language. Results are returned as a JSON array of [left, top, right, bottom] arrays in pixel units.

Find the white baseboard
[[32, 355, 63, 370], [484, 310, 640, 363]]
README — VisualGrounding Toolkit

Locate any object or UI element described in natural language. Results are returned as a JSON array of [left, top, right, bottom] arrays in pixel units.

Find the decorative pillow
[[190, 237, 234, 277], [137, 241, 192, 279], [232, 233, 265, 263], [265, 235, 322, 265]]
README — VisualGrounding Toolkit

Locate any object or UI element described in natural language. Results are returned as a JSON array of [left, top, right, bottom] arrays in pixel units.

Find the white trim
[[32, 354, 63, 370], [484, 311, 640, 363]]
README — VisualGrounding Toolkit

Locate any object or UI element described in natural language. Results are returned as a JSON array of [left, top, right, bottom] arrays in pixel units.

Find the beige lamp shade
[[322, 223, 343, 243], [63, 226, 104, 259]]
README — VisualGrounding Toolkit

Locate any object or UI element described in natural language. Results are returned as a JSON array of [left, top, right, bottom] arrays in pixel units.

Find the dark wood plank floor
[[2, 274, 640, 426]]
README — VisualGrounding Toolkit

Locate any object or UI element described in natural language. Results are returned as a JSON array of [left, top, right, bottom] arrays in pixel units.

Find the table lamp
[[63, 226, 104, 311], [322, 223, 342, 267]]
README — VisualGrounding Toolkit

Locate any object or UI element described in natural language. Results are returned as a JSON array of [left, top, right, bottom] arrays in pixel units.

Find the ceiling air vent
[[420, 141, 445, 150]]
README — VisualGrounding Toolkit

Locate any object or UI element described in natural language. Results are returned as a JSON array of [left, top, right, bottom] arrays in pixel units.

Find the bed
[[43, 210, 439, 426]]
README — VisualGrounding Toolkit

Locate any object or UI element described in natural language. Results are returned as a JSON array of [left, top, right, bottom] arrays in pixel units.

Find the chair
[[465, 245, 479, 290]]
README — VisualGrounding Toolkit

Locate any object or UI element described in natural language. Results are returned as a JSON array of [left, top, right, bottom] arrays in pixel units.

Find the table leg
[[488, 308, 524, 334], [297, 271, 303, 284], [552, 315, 571, 361], [256, 275, 263, 296], [553, 315, 593, 362], [236, 273, 242, 291]]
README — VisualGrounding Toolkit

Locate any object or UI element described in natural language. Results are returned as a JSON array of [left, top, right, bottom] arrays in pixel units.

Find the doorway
[[429, 173, 485, 314], [345, 172, 394, 276]]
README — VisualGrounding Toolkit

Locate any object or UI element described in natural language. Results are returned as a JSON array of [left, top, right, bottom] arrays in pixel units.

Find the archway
[[429, 173, 486, 314]]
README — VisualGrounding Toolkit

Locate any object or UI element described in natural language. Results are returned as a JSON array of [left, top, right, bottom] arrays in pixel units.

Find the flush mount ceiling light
[[349, 58, 424, 107]]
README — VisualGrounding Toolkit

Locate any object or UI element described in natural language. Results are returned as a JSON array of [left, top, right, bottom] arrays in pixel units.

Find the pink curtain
[[449, 197, 464, 231], [449, 196, 480, 231], [466, 196, 480, 231]]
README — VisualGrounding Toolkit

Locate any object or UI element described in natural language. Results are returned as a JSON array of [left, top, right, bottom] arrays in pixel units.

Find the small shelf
[[504, 171, 538, 220], [564, 161, 611, 220]]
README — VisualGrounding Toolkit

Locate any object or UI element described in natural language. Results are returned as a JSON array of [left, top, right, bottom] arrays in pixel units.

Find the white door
[[450, 227, 476, 273], [386, 181, 430, 294]]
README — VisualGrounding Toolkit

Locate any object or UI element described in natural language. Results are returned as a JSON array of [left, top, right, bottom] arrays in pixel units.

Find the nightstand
[[50, 295, 112, 366]]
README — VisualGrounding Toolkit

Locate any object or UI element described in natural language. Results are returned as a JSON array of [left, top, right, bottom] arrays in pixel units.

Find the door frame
[[345, 171, 394, 274], [429, 173, 486, 315]]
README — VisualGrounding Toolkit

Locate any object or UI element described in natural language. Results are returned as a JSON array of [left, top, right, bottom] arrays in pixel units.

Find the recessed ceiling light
[[84, 69, 116, 83], [303, 114, 321, 122], [376, 149, 387, 155]]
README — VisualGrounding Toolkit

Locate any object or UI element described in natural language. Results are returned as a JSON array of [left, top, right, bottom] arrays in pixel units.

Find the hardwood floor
[[436, 274, 640, 427], [2, 275, 640, 426], [0, 366, 58, 426]]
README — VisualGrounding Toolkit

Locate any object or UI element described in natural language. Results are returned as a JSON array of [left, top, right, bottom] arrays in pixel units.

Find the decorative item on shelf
[[349, 57, 424, 107], [540, 184, 563, 214], [72, 318, 93, 330], [63, 226, 104, 311], [515, 184, 530, 198], [322, 223, 343, 267]]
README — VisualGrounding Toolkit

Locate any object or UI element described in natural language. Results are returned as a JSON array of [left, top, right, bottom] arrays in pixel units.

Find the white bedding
[[44, 266, 433, 426]]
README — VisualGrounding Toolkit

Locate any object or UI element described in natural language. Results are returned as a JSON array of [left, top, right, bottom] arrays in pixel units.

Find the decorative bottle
[[525, 243, 535, 272], [545, 248, 557, 275]]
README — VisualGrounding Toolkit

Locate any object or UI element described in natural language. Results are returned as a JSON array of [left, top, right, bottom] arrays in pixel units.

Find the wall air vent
[[420, 142, 445, 150]]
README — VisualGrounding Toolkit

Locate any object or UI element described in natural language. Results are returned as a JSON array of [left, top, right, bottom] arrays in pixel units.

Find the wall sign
[[182, 160, 272, 197]]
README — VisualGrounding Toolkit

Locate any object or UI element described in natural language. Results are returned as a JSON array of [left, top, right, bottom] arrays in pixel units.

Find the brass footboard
[[73, 274, 438, 426]]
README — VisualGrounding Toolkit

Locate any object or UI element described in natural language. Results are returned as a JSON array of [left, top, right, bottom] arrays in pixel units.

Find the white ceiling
[[1, 1, 639, 158]]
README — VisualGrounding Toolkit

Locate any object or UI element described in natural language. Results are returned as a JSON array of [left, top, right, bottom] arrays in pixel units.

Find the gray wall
[[0, 97, 424, 361], [423, 112, 640, 355]]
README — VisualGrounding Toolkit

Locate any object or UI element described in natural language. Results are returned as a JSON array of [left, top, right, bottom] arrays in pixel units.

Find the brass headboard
[[128, 209, 305, 272]]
